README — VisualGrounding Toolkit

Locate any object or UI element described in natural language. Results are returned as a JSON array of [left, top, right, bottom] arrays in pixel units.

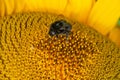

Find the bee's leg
[[56, 34, 59, 38], [66, 32, 69, 41]]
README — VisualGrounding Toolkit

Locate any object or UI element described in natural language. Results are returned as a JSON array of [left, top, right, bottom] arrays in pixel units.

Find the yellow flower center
[[0, 12, 120, 79]]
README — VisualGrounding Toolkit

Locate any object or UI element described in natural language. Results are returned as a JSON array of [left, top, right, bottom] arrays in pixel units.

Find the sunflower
[[0, 0, 120, 79]]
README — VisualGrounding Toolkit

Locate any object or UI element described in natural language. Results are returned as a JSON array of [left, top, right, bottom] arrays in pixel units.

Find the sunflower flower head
[[0, 12, 120, 79]]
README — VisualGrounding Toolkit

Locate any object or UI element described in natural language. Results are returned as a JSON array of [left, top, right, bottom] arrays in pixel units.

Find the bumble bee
[[49, 20, 72, 39]]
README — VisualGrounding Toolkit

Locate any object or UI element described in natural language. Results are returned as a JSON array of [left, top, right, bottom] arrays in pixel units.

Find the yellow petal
[[0, 0, 27, 16], [0, 0, 5, 17], [87, 0, 120, 35], [23, 0, 45, 12], [21, 0, 68, 14], [14, 0, 26, 13], [4, 0, 14, 15], [41, 0, 67, 14], [0, 0, 15, 16], [109, 27, 120, 47], [64, 0, 95, 23]]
